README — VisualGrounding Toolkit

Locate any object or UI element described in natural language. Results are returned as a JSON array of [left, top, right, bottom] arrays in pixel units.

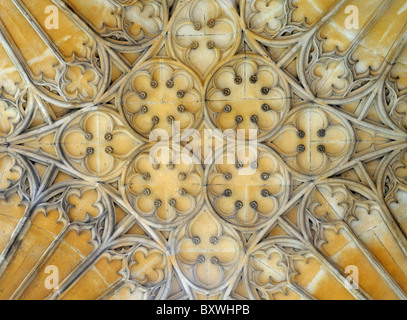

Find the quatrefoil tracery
[[0, 0, 407, 301]]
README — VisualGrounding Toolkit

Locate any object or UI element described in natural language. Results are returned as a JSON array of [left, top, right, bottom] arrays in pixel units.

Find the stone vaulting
[[0, 0, 407, 300]]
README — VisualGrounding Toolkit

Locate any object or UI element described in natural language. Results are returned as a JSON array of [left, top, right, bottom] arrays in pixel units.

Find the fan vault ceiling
[[0, 0, 407, 300]]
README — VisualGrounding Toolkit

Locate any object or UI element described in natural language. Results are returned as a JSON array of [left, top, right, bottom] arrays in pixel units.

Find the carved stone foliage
[[1, 0, 407, 301]]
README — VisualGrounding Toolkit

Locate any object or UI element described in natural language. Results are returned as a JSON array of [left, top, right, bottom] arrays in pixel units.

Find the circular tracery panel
[[206, 145, 289, 229], [2, 0, 407, 301], [205, 54, 290, 141], [123, 146, 204, 228], [269, 105, 354, 177], [173, 209, 243, 291], [120, 60, 203, 140], [168, 0, 241, 80], [60, 108, 140, 180]]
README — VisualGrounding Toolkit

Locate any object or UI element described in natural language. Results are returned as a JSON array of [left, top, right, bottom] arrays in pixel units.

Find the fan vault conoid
[[0, 0, 407, 300]]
